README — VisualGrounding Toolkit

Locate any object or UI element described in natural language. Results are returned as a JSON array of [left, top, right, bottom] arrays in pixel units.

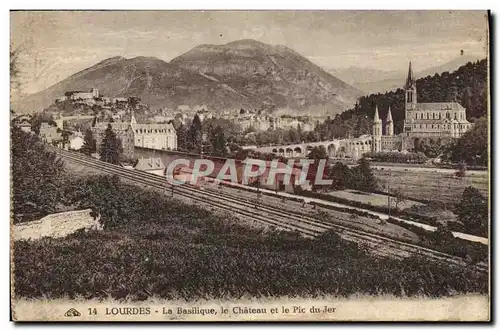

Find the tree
[[450, 117, 488, 166], [350, 157, 377, 192], [210, 125, 228, 156], [306, 131, 317, 142], [456, 161, 467, 178], [234, 148, 250, 160], [128, 96, 141, 109], [307, 145, 328, 160], [176, 124, 189, 151], [306, 146, 330, 191], [329, 162, 352, 190], [60, 130, 70, 147], [188, 114, 203, 153], [10, 47, 21, 96], [455, 186, 488, 236], [99, 124, 122, 164], [286, 128, 301, 144], [297, 124, 303, 141], [11, 127, 65, 222], [433, 223, 455, 245], [420, 140, 444, 158], [80, 129, 95, 156], [391, 187, 407, 210]]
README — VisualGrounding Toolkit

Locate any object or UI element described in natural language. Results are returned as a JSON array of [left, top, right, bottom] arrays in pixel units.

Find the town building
[[231, 114, 313, 133], [113, 97, 128, 104], [372, 105, 404, 153], [91, 122, 135, 159], [91, 111, 178, 160], [401, 62, 472, 148], [13, 115, 33, 133], [39, 122, 62, 144], [65, 88, 100, 100], [18, 121, 32, 133], [372, 61, 473, 153], [131, 112, 177, 150]]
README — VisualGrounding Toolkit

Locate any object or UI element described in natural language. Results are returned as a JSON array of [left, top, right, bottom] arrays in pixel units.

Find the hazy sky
[[11, 10, 488, 94]]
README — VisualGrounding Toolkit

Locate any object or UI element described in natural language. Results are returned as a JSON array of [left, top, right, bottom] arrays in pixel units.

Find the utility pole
[[257, 175, 261, 196], [255, 175, 261, 210], [200, 133, 206, 159], [436, 171, 441, 201], [387, 170, 391, 219]]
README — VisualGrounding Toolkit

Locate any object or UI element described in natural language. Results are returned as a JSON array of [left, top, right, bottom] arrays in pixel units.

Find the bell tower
[[404, 61, 417, 111], [385, 106, 394, 136], [372, 105, 382, 153]]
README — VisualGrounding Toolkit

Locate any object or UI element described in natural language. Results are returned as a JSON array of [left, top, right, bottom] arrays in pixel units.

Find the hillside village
[[13, 86, 319, 169]]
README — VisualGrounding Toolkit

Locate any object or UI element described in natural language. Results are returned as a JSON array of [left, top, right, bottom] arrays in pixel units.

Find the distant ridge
[[351, 55, 482, 93], [14, 39, 362, 115]]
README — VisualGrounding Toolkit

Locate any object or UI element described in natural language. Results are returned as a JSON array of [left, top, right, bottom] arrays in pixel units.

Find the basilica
[[372, 62, 473, 153]]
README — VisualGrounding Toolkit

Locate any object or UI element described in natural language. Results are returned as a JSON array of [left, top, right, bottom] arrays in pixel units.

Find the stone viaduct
[[242, 135, 374, 160]]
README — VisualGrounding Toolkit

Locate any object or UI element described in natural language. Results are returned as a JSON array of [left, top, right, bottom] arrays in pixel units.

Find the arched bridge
[[242, 135, 373, 159]]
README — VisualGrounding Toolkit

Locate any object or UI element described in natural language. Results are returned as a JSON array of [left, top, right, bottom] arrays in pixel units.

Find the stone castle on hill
[[372, 61, 472, 153]]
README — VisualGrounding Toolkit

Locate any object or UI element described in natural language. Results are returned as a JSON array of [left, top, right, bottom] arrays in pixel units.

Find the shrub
[[455, 186, 488, 237], [364, 151, 428, 164]]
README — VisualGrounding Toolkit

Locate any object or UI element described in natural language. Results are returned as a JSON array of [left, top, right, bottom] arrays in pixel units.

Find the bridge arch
[[285, 147, 293, 157], [293, 146, 303, 157]]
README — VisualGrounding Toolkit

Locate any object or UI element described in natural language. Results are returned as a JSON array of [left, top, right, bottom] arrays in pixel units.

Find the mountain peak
[[129, 56, 162, 62], [224, 39, 270, 48], [192, 39, 284, 52], [16, 41, 362, 115], [93, 56, 125, 67]]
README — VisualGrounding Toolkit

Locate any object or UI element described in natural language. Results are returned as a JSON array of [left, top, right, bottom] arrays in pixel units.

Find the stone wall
[[13, 209, 103, 241]]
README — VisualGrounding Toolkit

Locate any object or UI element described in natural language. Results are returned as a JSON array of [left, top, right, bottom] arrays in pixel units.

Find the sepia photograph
[[9, 10, 490, 322]]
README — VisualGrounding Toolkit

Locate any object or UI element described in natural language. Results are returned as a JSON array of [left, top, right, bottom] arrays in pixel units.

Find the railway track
[[55, 149, 488, 273]]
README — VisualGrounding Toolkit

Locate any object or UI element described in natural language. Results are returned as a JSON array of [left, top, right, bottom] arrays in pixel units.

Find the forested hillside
[[317, 59, 488, 139]]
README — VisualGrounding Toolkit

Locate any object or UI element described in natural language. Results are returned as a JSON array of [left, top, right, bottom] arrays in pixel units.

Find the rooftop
[[413, 102, 465, 111], [135, 157, 165, 171]]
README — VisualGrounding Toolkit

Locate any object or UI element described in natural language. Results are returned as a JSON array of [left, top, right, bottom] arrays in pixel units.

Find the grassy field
[[327, 190, 423, 210], [13, 176, 488, 301], [374, 169, 488, 205], [14, 220, 487, 301]]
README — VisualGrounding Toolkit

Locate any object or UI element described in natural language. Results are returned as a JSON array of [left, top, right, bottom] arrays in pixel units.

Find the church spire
[[130, 109, 137, 125], [385, 106, 394, 136], [405, 61, 416, 88], [374, 105, 381, 122], [386, 106, 393, 122], [404, 61, 417, 110]]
